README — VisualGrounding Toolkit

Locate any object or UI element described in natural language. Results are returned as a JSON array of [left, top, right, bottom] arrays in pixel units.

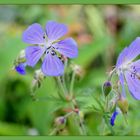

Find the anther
[[43, 35, 45, 39], [51, 50, 56, 56]]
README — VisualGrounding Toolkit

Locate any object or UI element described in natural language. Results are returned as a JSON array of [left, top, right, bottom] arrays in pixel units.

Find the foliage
[[1, 5, 140, 135]]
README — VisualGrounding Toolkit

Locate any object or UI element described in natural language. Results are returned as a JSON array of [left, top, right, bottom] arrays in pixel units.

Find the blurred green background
[[0, 5, 140, 136]]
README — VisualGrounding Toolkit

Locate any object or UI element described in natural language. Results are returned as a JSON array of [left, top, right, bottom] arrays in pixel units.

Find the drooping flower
[[116, 37, 140, 99], [110, 110, 119, 126], [22, 21, 78, 76], [15, 63, 27, 75]]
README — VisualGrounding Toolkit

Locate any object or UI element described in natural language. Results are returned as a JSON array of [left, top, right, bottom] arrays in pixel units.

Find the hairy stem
[[57, 77, 68, 96], [70, 71, 76, 98], [108, 68, 116, 81], [62, 59, 69, 95], [71, 101, 87, 135], [56, 77, 67, 100], [57, 74, 87, 135]]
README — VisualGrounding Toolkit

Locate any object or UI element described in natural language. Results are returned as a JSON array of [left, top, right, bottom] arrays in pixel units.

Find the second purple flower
[[22, 21, 78, 76]]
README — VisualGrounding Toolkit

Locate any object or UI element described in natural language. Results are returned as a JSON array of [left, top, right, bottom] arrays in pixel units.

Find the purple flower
[[22, 21, 78, 76], [15, 63, 27, 75], [116, 37, 140, 99], [110, 110, 119, 126]]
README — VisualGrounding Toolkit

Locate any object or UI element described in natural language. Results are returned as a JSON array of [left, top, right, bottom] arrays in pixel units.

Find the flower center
[[43, 35, 59, 56], [117, 61, 132, 75]]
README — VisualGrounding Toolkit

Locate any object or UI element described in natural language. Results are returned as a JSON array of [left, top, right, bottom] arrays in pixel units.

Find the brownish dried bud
[[117, 96, 129, 114]]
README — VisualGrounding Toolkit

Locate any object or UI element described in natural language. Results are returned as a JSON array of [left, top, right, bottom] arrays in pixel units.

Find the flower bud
[[34, 69, 44, 81], [54, 116, 66, 129], [71, 64, 85, 78], [19, 50, 25, 59], [110, 110, 119, 126], [103, 81, 112, 97], [31, 69, 45, 93], [31, 79, 41, 93], [15, 63, 27, 75], [14, 50, 26, 66], [17, 50, 26, 63], [117, 96, 129, 114]]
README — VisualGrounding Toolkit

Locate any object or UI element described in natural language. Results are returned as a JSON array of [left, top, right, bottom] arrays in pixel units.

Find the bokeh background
[[0, 5, 140, 135]]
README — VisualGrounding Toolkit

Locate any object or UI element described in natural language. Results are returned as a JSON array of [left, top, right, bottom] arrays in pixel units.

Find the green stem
[[57, 72, 87, 135], [49, 128, 58, 135], [108, 68, 116, 81], [103, 115, 115, 135], [105, 96, 109, 112], [64, 111, 73, 118], [78, 113, 87, 135], [123, 113, 128, 125], [57, 77, 65, 94], [102, 95, 115, 135], [70, 102, 86, 135], [56, 77, 67, 100], [62, 59, 69, 95], [101, 118, 105, 135], [70, 71, 76, 98], [62, 75, 69, 95]]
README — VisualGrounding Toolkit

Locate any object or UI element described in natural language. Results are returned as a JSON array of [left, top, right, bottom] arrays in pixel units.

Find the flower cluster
[[14, 20, 140, 130]]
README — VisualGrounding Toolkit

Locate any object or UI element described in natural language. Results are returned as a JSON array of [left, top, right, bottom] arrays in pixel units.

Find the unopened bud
[[117, 96, 129, 114], [71, 64, 85, 78], [55, 116, 66, 129], [31, 79, 41, 93], [18, 50, 26, 63], [103, 81, 112, 97], [31, 69, 45, 93], [34, 69, 44, 81], [14, 50, 26, 66], [19, 50, 25, 59]]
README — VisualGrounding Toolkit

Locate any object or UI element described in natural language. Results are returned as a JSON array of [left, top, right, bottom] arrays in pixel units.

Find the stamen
[[130, 66, 140, 80], [130, 73, 135, 79], [47, 46, 51, 50], [51, 50, 56, 56]]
